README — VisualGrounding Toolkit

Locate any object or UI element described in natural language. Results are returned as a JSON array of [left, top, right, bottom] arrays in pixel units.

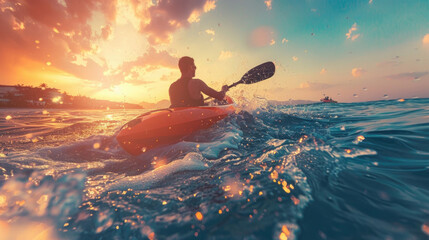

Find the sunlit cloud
[[423, 34, 429, 44], [351, 67, 365, 77], [160, 71, 178, 81], [0, 0, 114, 85], [282, 38, 288, 44], [205, 28, 215, 41], [12, 17, 25, 30], [204, 0, 217, 12], [205, 29, 215, 36], [219, 50, 234, 60], [250, 26, 276, 47], [298, 81, 331, 90], [346, 23, 360, 41], [140, 0, 217, 45], [320, 68, 327, 74], [265, 0, 272, 10]]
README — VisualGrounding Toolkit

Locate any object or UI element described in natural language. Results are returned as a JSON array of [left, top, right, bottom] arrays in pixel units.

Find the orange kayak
[[116, 97, 236, 155]]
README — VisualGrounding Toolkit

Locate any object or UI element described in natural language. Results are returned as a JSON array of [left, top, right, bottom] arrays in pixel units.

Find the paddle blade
[[240, 61, 275, 85]]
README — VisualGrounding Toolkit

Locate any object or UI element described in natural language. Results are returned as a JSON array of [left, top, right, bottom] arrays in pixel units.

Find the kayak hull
[[320, 99, 338, 103], [116, 97, 235, 155]]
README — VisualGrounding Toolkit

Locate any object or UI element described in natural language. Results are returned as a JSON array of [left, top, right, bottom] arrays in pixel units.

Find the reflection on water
[[1, 98, 429, 239]]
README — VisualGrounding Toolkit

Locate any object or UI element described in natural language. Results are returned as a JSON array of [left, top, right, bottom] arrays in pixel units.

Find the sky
[[0, 0, 428, 104]]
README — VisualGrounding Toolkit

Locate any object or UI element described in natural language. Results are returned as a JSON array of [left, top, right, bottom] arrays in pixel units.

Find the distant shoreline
[[0, 106, 143, 110], [0, 84, 143, 110]]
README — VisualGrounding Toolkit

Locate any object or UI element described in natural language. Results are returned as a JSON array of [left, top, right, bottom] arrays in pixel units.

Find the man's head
[[178, 56, 196, 78]]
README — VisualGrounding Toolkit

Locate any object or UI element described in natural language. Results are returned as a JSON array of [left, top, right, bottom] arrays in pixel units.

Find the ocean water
[[0, 98, 428, 240]]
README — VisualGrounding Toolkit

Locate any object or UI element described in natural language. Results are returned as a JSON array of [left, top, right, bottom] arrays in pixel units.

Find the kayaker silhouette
[[169, 56, 229, 108], [118, 61, 275, 155]]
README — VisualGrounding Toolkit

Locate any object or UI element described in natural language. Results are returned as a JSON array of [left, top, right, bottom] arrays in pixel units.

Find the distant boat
[[320, 96, 338, 103]]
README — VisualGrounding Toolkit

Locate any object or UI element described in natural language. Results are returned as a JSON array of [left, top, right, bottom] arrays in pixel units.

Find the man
[[169, 56, 229, 108]]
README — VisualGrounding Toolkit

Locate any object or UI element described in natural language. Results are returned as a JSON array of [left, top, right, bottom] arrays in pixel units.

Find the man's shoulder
[[190, 78, 205, 86], [190, 78, 203, 82], [169, 79, 180, 92]]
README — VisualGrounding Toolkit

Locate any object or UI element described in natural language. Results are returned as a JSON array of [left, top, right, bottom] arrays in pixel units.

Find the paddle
[[205, 61, 275, 101], [228, 61, 275, 89]]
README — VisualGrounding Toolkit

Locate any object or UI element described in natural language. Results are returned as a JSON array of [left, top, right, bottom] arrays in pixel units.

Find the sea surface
[[1, 98, 429, 240]]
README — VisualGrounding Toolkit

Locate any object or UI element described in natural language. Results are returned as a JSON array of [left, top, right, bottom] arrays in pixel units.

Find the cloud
[[265, 0, 272, 10], [346, 23, 360, 41], [218, 50, 233, 60], [0, 0, 116, 85], [205, 29, 215, 36], [351, 67, 365, 77], [0, 0, 193, 91], [205, 28, 215, 41], [376, 60, 401, 68], [160, 71, 178, 81], [139, 0, 217, 45], [423, 34, 429, 44], [320, 68, 327, 74], [298, 81, 332, 90], [101, 24, 112, 40], [385, 72, 428, 81], [250, 26, 276, 47], [120, 47, 178, 74], [282, 38, 288, 44]]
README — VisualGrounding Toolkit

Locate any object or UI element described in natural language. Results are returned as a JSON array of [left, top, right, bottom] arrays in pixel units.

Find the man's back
[[169, 78, 203, 108]]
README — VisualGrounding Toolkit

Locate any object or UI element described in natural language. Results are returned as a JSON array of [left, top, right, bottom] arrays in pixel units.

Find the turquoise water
[[0, 98, 428, 239]]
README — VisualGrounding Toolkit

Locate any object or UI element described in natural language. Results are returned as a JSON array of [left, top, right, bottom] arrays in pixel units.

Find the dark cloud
[[385, 72, 428, 81], [101, 24, 112, 40]]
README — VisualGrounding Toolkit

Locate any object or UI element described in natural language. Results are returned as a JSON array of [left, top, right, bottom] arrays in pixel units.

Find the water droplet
[[195, 212, 203, 221], [422, 223, 429, 236]]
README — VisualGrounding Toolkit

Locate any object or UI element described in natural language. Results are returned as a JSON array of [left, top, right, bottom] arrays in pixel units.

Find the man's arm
[[198, 80, 226, 101]]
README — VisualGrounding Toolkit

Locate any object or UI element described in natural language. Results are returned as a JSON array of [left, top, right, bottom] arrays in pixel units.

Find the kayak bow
[[116, 96, 235, 155]]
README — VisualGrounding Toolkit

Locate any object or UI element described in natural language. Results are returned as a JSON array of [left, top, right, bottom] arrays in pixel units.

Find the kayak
[[320, 98, 338, 103], [320, 99, 337, 103], [116, 96, 236, 155]]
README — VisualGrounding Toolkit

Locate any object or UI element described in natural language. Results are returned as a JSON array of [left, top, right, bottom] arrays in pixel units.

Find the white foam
[[198, 130, 243, 159], [106, 152, 210, 191]]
